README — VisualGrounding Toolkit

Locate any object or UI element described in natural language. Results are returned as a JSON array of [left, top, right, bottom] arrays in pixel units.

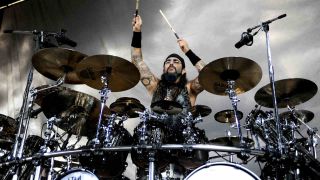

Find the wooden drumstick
[[159, 9, 180, 39], [135, 0, 140, 16]]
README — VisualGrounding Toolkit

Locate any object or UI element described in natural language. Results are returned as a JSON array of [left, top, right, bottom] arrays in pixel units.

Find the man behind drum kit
[[131, 15, 207, 177]]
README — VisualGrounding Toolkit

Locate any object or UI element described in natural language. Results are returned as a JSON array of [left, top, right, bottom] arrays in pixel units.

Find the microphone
[[235, 32, 253, 49], [55, 34, 77, 47]]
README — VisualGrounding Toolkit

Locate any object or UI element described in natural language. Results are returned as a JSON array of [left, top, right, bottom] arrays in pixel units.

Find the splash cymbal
[[254, 78, 318, 108], [110, 97, 145, 118], [76, 55, 140, 92], [214, 109, 243, 123], [32, 48, 87, 84], [199, 57, 262, 95], [151, 100, 182, 115], [280, 110, 314, 124], [191, 105, 212, 117]]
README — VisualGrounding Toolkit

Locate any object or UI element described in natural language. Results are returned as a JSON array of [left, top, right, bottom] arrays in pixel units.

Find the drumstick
[[135, 0, 140, 17], [159, 9, 180, 39]]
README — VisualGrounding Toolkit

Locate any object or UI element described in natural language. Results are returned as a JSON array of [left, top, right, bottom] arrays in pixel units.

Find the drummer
[[131, 15, 206, 129]]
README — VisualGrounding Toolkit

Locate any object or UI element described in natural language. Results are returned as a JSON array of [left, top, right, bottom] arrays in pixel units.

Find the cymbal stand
[[225, 80, 244, 145], [287, 106, 319, 158], [93, 74, 111, 146], [34, 116, 58, 180]]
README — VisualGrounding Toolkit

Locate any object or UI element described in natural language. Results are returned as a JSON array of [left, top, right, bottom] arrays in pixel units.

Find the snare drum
[[185, 162, 260, 180], [56, 169, 99, 180]]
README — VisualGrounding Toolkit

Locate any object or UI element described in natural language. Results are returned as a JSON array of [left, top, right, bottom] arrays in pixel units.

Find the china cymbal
[[214, 109, 243, 123], [76, 55, 140, 92], [254, 78, 318, 108], [0, 114, 16, 150], [151, 100, 182, 115], [280, 110, 314, 124], [199, 57, 262, 95], [209, 136, 254, 148], [191, 105, 212, 117], [32, 48, 87, 84], [35, 86, 110, 136], [110, 97, 145, 118]]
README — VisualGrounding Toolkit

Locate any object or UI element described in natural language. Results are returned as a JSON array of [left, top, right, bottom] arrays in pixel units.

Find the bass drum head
[[185, 162, 260, 180], [56, 169, 99, 180]]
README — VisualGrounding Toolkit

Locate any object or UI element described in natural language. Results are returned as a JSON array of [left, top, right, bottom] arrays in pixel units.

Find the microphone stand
[[242, 14, 287, 155]]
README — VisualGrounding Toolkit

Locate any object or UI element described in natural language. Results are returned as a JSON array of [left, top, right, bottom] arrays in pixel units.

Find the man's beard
[[163, 72, 181, 83]]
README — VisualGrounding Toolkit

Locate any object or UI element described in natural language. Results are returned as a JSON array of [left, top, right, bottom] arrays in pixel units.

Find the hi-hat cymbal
[[32, 48, 87, 84], [151, 100, 182, 115], [280, 110, 314, 124], [35, 86, 110, 136], [110, 97, 145, 118], [214, 109, 243, 123], [76, 55, 140, 92], [191, 105, 212, 117], [209, 136, 254, 148], [199, 57, 262, 95], [0, 114, 16, 150], [254, 78, 318, 108]]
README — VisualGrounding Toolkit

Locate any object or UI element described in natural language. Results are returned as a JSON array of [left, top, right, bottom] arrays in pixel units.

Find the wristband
[[131, 31, 141, 48], [185, 50, 201, 65]]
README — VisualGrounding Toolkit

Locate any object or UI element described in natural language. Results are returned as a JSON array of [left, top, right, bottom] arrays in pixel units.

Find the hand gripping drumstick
[[135, 0, 140, 16], [159, 9, 180, 39]]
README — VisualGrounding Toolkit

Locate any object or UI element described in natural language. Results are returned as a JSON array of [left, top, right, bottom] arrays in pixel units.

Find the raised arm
[[178, 39, 206, 96], [131, 15, 159, 95]]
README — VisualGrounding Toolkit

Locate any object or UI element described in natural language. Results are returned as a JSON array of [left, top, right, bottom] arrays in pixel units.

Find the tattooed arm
[[131, 15, 159, 95]]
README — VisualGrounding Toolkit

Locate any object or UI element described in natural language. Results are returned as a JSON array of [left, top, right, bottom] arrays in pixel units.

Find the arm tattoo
[[195, 60, 206, 72], [191, 77, 204, 95]]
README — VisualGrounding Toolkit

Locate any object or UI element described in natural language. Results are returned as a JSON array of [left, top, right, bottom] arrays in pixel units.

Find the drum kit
[[1, 30, 320, 180]]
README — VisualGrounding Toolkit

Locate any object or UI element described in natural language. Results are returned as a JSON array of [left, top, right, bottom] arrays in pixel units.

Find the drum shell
[[79, 124, 132, 178], [131, 120, 173, 170], [56, 169, 99, 180]]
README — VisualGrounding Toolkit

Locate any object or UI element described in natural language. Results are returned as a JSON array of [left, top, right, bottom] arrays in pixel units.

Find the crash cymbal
[[254, 78, 318, 108], [110, 97, 145, 118], [76, 55, 140, 92], [35, 86, 110, 136], [32, 48, 87, 84], [209, 136, 254, 148], [151, 100, 182, 115], [280, 110, 314, 124], [214, 110, 243, 123], [199, 57, 262, 95], [0, 114, 16, 150], [191, 105, 212, 117]]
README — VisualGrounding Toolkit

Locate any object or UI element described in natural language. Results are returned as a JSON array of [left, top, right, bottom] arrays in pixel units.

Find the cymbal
[[35, 86, 110, 136], [76, 55, 140, 92], [32, 48, 87, 84], [110, 97, 145, 118], [280, 110, 314, 124], [214, 109, 243, 123], [151, 100, 182, 115], [199, 57, 262, 95], [191, 105, 212, 117], [0, 114, 16, 150], [254, 78, 318, 108], [209, 136, 254, 148]]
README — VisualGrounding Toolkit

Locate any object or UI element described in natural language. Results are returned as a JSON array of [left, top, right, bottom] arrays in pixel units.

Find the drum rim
[[56, 168, 98, 179], [184, 162, 261, 180]]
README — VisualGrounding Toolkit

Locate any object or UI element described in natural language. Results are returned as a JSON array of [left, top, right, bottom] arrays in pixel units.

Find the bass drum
[[185, 162, 260, 180], [56, 169, 98, 180]]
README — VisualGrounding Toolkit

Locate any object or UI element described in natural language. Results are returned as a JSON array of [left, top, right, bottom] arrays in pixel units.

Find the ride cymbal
[[191, 105, 212, 117], [199, 57, 262, 95], [214, 109, 243, 123], [76, 55, 140, 92], [254, 78, 318, 108], [32, 48, 87, 84], [151, 100, 182, 115]]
